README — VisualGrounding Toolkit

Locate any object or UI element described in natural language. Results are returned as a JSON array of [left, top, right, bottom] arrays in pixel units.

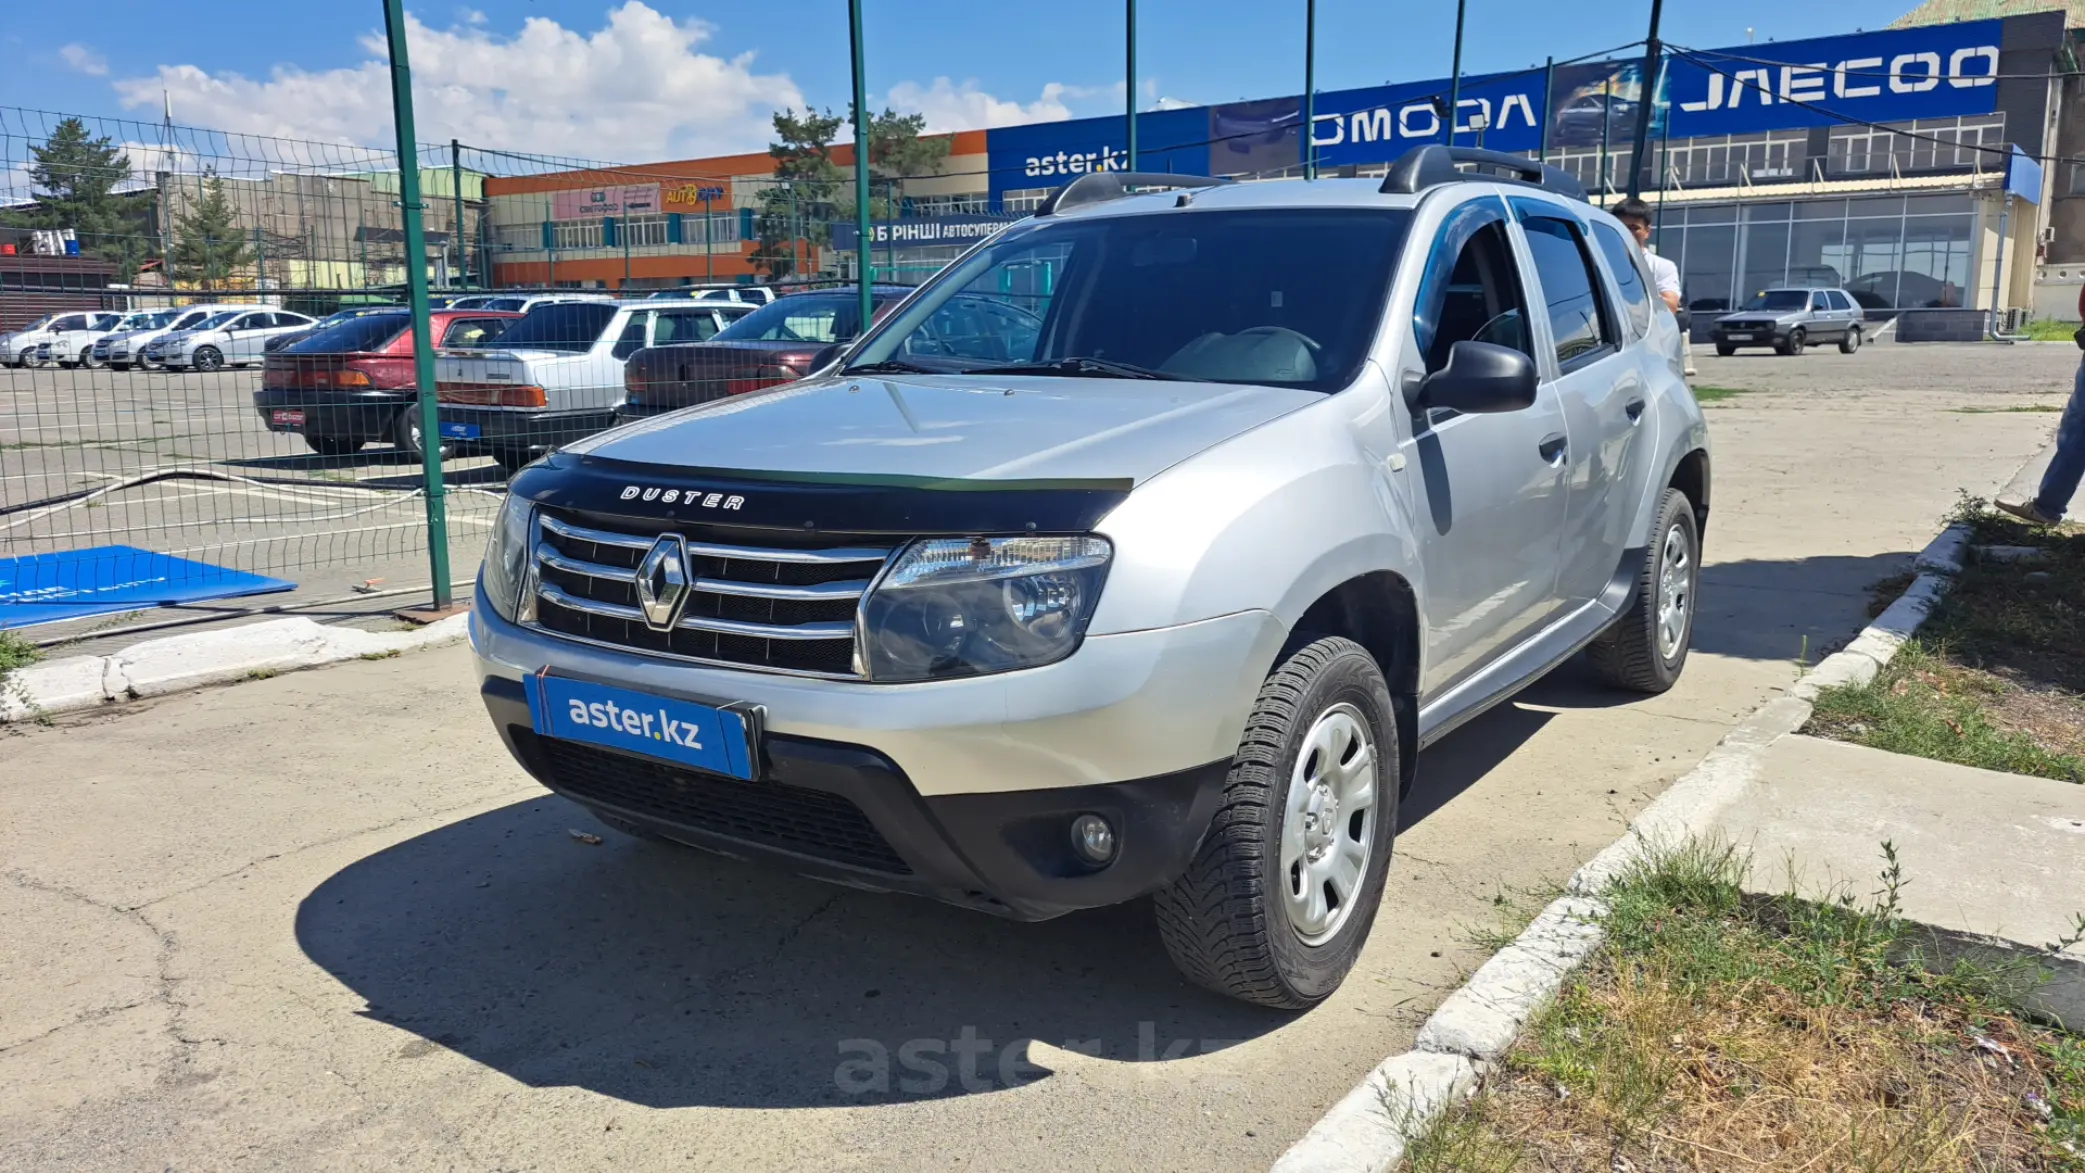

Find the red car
[[615, 287, 910, 423], [253, 309, 521, 457]]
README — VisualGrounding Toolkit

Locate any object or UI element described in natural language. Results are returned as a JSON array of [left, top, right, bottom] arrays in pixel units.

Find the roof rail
[[1035, 171, 1228, 217], [1379, 145, 1588, 202]]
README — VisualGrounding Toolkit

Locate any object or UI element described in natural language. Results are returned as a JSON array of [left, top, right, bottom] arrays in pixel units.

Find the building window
[[620, 215, 669, 248], [909, 193, 991, 217], [1661, 194, 1975, 314], [1826, 115, 2003, 177], [550, 220, 603, 250], [1650, 132, 1809, 188], [1001, 188, 1050, 213], [493, 223, 539, 252]]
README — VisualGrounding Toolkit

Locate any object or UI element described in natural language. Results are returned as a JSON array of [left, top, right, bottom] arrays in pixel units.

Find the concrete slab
[[1713, 734, 2085, 1025]]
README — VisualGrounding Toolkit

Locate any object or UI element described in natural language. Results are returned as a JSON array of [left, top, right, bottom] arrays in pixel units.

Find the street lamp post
[[1304, 0, 1317, 178], [1126, 0, 1138, 169], [1447, 0, 1467, 145], [1626, 0, 1666, 199]]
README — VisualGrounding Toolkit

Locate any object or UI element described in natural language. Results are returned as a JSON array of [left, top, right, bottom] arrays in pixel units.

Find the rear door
[[1513, 201, 1640, 608], [222, 313, 271, 361]]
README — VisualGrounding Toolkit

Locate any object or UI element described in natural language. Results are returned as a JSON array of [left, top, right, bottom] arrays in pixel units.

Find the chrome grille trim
[[535, 541, 870, 602], [537, 582, 857, 641], [536, 543, 636, 583], [541, 514, 886, 565]]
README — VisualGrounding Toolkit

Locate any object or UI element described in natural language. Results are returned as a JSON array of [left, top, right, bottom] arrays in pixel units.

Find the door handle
[[1625, 397, 1646, 422], [1538, 433, 1568, 463]]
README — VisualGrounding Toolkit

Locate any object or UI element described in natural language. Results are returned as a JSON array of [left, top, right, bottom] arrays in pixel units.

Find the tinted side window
[[441, 317, 511, 348], [1414, 207, 1533, 374], [611, 312, 652, 360], [652, 309, 720, 344], [1520, 216, 1613, 369], [1589, 222, 1652, 336], [1831, 291, 1857, 312]]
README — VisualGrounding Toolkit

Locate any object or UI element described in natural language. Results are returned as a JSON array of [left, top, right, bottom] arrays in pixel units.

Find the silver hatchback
[[1711, 287, 1866, 356]]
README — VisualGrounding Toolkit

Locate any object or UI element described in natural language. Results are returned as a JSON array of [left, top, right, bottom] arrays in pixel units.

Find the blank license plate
[[1725, 333, 1755, 341], [528, 674, 756, 779], [439, 421, 481, 440], [271, 409, 305, 427]]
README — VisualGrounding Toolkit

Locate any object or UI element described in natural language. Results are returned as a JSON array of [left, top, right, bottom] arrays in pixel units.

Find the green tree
[[169, 172, 252, 289], [0, 116, 155, 277], [858, 108, 950, 220], [749, 108, 845, 281]]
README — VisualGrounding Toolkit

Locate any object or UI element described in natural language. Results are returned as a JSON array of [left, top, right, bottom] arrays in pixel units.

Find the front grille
[[527, 505, 892, 678], [528, 734, 911, 874]]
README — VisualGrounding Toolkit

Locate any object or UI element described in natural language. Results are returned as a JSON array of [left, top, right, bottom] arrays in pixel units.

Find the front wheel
[[1778, 328, 1805, 357], [1714, 343, 1736, 357], [79, 351, 105, 369], [192, 346, 223, 372], [1154, 636, 1400, 1010], [1839, 327, 1861, 354], [1587, 487, 1699, 694]]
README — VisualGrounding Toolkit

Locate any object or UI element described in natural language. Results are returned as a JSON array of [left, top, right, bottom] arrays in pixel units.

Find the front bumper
[[435, 404, 617, 453], [471, 588, 1286, 918], [253, 387, 413, 440], [1712, 322, 1787, 344]]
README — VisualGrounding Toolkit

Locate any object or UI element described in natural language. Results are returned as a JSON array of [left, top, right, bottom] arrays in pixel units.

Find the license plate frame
[[271, 409, 306, 427], [439, 421, 482, 440], [525, 669, 762, 780], [1725, 332, 1755, 342]]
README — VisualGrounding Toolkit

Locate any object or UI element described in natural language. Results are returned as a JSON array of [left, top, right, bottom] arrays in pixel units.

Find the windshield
[[716, 294, 874, 343], [481, 301, 616, 352], [1742, 290, 1811, 312], [848, 208, 1411, 391], [284, 313, 409, 354], [15, 316, 56, 333]]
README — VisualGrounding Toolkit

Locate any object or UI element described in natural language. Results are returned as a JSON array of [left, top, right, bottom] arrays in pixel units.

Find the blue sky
[[0, 0, 1930, 161]]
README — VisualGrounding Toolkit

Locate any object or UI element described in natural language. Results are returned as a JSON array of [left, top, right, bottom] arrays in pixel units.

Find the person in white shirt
[[1610, 197, 1696, 377]]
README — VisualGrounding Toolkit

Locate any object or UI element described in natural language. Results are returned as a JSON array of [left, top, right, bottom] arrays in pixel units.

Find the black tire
[[79, 351, 104, 369], [393, 405, 453, 461], [304, 435, 365, 457], [1778, 328, 1805, 357], [1839, 327, 1861, 354], [192, 346, 223, 372], [1587, 487, 1699, 694], [492, 448, 536, 476], [1714, 343, 1736, 357], [1154, 636, 1400, 1010]]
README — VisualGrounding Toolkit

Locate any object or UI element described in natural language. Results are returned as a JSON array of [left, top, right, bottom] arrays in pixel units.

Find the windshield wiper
[[842, 359, 938, 375], [961, 356, 1183, 381]]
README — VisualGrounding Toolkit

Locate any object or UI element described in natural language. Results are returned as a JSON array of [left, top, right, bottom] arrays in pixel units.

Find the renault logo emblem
[[634, 535, 690, 632]]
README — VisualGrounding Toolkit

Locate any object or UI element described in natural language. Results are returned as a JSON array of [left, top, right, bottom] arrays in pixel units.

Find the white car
[[96, 303, 267, 370], [435, 299, 742, 472], [446, 294, 609, 313], [146, 308, 317, 371], [46, 310, 153, 368], [645, 285, 779, 305], [3, 311, 120, 367]]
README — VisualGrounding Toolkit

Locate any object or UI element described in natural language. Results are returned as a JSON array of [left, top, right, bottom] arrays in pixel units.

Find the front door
[[223, 313, 269, 362], [1402, 197, 1571, 697]]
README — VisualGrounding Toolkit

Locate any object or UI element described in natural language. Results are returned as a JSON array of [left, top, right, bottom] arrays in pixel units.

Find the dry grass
[[1403, 845, 2085, 1172]]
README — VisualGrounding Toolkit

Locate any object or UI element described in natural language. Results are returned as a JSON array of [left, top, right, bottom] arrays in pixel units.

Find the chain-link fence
[[0, 105, 994, 633]]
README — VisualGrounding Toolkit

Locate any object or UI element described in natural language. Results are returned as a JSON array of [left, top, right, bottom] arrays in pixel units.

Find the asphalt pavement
[[0, 341, 2076, 1171]]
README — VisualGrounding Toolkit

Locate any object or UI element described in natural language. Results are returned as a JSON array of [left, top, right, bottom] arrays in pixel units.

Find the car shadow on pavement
[[295, 796, 1289, 1110]]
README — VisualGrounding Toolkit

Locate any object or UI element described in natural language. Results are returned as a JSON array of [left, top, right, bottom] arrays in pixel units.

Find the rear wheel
[[393, 406, 453, 461], [1154, 636, 1400, 1009], [1778, 328, 1805, 357], [1839, 327, 1862, 354], [192, 346, 224, 372], [304, 435, 365, 457], [79, 350, 105, 369], [1587, 487, 1699, 694]]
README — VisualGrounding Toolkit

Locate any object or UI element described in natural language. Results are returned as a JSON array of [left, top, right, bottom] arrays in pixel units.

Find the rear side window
[[1520, 216, 1614, 370], [1829, 291, 1856, 312], [441, 317, 511, 349], [611, 312, 652, 360], [1589, 222, 1652, 336], [652, 309, 721, 344], [286, 314, 409, 353]]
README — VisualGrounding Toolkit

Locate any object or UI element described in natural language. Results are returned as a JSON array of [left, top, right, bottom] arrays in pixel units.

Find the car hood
[[569, 372, 1322, 486], [1719, 311, 1800, 323]]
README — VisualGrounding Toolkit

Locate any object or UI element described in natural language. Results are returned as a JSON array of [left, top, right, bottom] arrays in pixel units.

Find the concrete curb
[[2, 613, 471, 723], [1269, 524, 1974, 1173]]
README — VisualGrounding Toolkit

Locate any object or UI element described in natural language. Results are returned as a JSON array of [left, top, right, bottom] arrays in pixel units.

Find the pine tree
[[859, 108, 950, 220], [749, 108, 845, 280], [169, 172, 252, 289], [0, 116, 155, 276]]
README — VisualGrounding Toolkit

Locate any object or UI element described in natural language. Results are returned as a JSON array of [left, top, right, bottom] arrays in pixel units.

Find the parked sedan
[[3, 311, 120, 367], [1711, 287, 1866, 356], [615, 287, 912, 422], [253, 309, 520, 456], [148, 309, 319, 371]]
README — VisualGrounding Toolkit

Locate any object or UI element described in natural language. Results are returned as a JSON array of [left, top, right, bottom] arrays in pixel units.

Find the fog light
[[1070, 813, 1116, 866]]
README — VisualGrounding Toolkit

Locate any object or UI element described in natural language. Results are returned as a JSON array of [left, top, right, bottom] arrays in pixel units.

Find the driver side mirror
[[808, 342, 848, 371], [1411, 341, 1538, 414]]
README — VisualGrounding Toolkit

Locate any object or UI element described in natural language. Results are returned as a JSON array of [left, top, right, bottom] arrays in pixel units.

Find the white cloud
[[884, 78, 1080, 133], [110, 3, 802, 161], [60, 43, 108, 76]]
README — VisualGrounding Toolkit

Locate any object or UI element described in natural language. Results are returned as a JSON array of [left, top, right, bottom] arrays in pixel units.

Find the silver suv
[[467, 147, 1711, 1008], [1712, 287, 1865, 356]]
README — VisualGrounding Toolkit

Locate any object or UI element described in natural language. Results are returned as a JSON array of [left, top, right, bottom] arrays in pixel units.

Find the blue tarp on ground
[[0, 546, 295, 629]]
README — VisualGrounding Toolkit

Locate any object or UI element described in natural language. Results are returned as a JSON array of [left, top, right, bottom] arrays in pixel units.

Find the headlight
[[480, 493, 534, 622], [858, 536, 1111, 682]]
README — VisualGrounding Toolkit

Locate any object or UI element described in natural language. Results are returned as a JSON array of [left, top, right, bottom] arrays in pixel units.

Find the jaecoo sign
[[1664, 22, 2004, 135]]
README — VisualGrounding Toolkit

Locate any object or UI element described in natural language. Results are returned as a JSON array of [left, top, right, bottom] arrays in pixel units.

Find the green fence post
[[450, 139, 466, 288], [381, 0, 452, 609], [848, 0, 873, 327]]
